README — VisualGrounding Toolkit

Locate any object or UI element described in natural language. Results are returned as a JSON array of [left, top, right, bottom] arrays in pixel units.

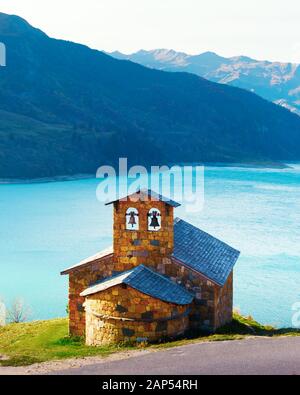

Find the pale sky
[[0, 0, 300, 62]]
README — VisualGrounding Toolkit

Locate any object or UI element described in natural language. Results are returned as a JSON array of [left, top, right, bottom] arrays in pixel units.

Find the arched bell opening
[[148, 208, 162, 231], [125, 207, 139, 231]]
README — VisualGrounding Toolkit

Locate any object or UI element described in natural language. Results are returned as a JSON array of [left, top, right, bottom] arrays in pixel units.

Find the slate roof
[[61, 246, 113, 275], [173, 218, 240, 286], [61, 218, 240, 288], [105, 189, 181, 208], [80, 264, 194, 305]]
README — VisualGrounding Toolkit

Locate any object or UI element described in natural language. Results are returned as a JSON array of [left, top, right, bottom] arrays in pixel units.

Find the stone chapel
[[61, 189, 240, 345]]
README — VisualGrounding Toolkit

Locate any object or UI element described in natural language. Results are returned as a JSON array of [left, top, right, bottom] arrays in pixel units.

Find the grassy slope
[[0, 314, 299, 367]]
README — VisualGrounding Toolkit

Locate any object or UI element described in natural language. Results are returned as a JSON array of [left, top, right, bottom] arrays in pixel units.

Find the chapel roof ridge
[[105, 188, 181, 208]]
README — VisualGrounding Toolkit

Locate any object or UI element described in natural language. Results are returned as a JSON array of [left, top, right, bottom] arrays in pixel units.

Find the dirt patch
[[0, 349, 151, 375]]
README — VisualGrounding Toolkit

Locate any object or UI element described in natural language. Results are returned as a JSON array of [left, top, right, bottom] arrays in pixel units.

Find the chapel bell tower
[[105, 189, 180, 272]]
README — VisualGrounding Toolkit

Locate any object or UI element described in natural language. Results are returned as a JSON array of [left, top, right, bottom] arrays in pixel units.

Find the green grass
[[150, 312, 300, 350], [0, 314, 299, 367], [0, 318, 133, 367]]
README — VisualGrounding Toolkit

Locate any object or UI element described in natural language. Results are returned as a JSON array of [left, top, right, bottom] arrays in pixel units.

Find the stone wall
[[113, 198, 174, 273], [68, 254, 114, 337], [157, 258, 233, 332], [156, 257, 218, 331], [84, 285, 189, 345], [214, 271, 233, 329], [69, 255, 233, 337]]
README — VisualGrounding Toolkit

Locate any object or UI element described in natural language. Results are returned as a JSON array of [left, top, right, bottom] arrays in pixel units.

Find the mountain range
[[1, 13, 300, 179], [110, 49, 300, 116]]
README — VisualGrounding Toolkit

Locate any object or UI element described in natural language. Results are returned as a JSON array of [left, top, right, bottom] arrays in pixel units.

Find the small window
[[148, 208, 161, 231], [126, 207, 139, 230]]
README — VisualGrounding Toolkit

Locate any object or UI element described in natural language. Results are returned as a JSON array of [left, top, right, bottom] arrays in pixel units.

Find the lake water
[[0, 165, 299, 327]]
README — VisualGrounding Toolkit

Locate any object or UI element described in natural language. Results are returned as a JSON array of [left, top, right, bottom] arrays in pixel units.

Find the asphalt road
[[53, 337, 300, 375]]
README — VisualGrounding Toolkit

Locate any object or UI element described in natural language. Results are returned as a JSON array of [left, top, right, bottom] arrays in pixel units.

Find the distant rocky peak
[[109, 48, 300, 116]]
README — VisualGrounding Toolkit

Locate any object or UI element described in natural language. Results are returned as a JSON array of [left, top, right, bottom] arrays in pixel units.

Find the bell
[[149, 212, 160, 229], [128, 212, 137, 228]]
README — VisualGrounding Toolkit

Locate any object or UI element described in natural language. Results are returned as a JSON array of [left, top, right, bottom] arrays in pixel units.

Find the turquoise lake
[[0, 165, 299, 327]]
